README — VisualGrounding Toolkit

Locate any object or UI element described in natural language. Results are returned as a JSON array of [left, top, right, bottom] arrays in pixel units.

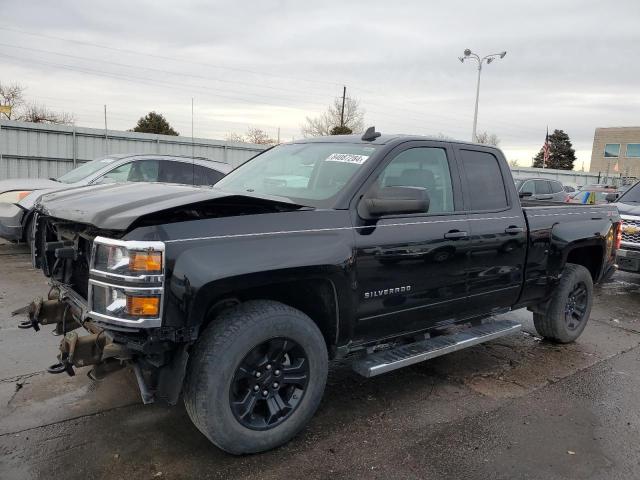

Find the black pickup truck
[[21, 129, 621, 454]]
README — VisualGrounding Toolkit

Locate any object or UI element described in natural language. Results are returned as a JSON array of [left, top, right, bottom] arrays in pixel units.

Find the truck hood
[[0, 178, 62, 194], [35, 182, 306, 231]]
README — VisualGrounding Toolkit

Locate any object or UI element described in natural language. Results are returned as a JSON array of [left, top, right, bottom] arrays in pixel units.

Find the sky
[[2, 0, 640, 169]]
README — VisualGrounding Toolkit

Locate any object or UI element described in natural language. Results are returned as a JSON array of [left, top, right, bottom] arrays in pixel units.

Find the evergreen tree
[[132, 112, 179, 136], [330, 125, 353, 135], [532, 129, 576, 170]]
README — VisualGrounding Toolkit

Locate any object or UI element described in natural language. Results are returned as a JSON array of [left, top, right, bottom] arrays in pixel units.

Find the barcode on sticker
[[325, 153, 369, 165]]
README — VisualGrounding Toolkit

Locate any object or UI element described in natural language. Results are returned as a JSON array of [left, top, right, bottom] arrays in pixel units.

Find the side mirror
[[519, 191, 533, 198], [605, 192, 618, 203], [358, 186, 430, 219]]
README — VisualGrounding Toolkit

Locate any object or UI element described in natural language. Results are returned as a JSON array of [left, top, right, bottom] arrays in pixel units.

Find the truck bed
[[517, 201, 619, 305]]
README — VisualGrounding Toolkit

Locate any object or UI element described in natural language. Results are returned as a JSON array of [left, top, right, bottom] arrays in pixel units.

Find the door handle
[[504, 226, 524, 234], [444, 230, 468, 240]]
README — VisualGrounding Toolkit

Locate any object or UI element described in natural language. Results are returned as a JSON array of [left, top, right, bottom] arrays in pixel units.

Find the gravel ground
[[1, 243, 640, 479]]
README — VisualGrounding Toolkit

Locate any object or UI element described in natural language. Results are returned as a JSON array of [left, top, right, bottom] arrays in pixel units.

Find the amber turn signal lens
[[129, 251, 162, 272], [126, 296, 160, 317]]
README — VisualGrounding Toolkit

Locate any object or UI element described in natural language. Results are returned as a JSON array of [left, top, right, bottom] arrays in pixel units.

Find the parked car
[[610, 181, 640, 274], [567, 186, 617, 205], [0, 154, 232, 243], [19, 130, 620, 454], [514, 177, 567, 202]]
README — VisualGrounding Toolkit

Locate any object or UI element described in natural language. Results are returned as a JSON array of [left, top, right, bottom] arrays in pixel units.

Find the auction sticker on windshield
[[325, 153, 369, 165]]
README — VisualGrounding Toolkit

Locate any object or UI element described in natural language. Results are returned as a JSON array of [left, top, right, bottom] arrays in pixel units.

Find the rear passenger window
[[459, 149, 508, 210], [158, 161, 195, 185], [194, 165, 225, 186], [534, 180, 551, 194]]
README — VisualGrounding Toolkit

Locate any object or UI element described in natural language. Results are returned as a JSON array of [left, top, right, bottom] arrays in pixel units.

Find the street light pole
[[472, 62, 482, 143], [459, 49, 507, 142]]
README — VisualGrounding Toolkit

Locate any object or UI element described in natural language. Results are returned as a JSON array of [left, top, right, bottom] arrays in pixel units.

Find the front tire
[[184, 300, 328, 455], [533, 263, 593, 343]]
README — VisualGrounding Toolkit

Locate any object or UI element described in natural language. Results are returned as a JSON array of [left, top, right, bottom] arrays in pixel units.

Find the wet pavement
[[1, 242, 640, 479]]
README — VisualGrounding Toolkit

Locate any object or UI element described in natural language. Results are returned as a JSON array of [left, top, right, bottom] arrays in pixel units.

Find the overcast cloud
[[2, 0, 639, 167]]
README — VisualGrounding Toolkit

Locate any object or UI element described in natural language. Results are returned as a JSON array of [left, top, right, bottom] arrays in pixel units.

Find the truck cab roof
[[290, 132, 497, 150]]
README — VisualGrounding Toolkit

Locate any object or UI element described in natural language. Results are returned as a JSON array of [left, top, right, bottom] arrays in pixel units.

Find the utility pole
[[340, 86, 346, 127], [459, 49, 507, 142], [277, 127, 280, 144], [191, 97, 194, 159], [104, 105, 109, 155]]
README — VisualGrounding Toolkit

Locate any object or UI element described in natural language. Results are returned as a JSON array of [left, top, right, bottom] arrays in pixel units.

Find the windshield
[[56, 157, 118, 184], [215, 143, 378, 207], [618, 182, 640, 203]]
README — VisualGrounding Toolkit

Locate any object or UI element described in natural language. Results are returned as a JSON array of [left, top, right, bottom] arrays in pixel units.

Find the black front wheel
[[230, 337, 310, 430], [533, 263, 594, 343], [184, 300, 328, 455]]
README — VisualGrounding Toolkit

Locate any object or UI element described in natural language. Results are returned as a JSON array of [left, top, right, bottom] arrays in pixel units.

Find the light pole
[[459, 49, 507, 142]]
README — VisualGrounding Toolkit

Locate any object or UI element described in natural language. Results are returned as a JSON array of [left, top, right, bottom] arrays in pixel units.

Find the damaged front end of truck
[[16, 212, 189, 405]]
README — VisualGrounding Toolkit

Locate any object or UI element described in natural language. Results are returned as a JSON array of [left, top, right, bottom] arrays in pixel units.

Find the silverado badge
[[364, 286, 412, 299]]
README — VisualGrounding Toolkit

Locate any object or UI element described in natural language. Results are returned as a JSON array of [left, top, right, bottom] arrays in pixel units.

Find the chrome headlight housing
[[89, 237, 165, 328]]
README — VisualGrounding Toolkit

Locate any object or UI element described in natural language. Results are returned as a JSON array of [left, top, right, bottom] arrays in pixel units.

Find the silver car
[[0, 154, 232, 242], [515, 177, 567, 202]]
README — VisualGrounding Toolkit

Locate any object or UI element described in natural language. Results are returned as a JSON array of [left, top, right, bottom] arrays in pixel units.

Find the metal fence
[[0, 121, 626, 188], [509, 166, 622, 187], [0, 120, 266, 180]]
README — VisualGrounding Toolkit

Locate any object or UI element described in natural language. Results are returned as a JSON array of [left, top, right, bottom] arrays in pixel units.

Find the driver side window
[[97, 162, 133, 184], [375, 147, 454, 214]]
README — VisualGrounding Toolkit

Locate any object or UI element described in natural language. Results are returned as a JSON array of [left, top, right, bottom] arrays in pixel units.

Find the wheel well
[[566, 245, 603, 281], [203, 279, 339, 355]]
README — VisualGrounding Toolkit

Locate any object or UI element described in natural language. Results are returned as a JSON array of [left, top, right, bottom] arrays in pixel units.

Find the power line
[[0, 42, 337, 103], [0, 25, 342, 89], [0, 51, 328, 110]]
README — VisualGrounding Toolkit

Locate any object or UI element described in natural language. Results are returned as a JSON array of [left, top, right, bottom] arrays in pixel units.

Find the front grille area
[[621, 217, 640, 245], [35, 214, 93, 300]]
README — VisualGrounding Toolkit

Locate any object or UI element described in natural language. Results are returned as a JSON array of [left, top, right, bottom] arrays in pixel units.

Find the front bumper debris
[[617, 247, 640, 273], [14, 293, 130, 378]]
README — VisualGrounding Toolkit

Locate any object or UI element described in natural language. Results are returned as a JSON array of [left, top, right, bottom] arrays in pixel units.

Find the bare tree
[[19, 103, 75, 125], [302, 97, 365, 137], [226, 128, 277, 145], [509, 159, 520, 167], [475, 131, 500, 146], [245, 127, 277, 145], [0, 81, 25, 119], [225, 132, 246, 143], [433, 132, 454, 140]]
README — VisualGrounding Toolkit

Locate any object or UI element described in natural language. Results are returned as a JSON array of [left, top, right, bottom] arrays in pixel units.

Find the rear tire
[[533, 263, 593, 343], [184, 300, 328, 455]]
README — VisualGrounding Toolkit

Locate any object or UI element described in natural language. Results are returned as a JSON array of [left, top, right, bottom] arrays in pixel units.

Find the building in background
[[590, 127, 640, 184]]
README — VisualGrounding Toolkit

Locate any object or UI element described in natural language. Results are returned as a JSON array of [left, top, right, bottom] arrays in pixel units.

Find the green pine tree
[[330, 125, 353, 135], [131, 112, 179, 136], [532, 129, 576, 170]]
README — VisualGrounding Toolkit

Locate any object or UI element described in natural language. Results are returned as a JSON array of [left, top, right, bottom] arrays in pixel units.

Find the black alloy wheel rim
[[230, 337, 310, 430], [564, 281, 588, 331]]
